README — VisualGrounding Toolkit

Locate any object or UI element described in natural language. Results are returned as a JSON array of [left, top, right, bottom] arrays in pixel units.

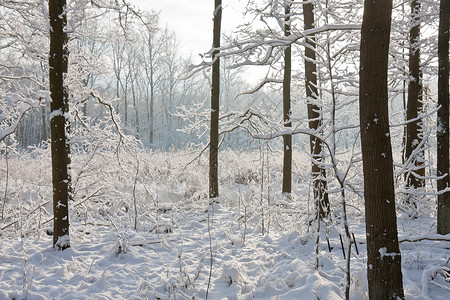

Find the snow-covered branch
[[0, 91, 48, 142]]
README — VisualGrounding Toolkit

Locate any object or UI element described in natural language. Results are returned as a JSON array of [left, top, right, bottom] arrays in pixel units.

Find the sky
[[131, 0, 247, 61]]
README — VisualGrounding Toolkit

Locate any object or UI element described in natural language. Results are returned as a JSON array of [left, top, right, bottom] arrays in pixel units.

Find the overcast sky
[[131, 0, 247, 60]]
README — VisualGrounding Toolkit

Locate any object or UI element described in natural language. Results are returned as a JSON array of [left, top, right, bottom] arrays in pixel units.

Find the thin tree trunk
[[124, 78, 129, 134], [41, 105, 47, 142], [282, 2, 292, 195], [401, 0, 407, 167], [149, 55, 155, 145], [145, 86, 151, 144], [49, 0, 70, 250], [437, 0, 450, 235], [144, 34, 156, 145], [150, 81, 154, 144], [131, 72, 140, 139], [405, 0, 425, 198], [113, 43, 122, 113], [359, 0, 404, 298], [209, 0, 222, 200], [303, 1, 329, 218]]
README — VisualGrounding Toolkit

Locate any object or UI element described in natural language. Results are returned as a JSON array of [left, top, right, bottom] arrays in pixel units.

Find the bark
[[209, 0, 222, 200], [405, 0, 425, 194], [123, 75, 129, 134], [113, 42, 123, 113], [41, 105, 47, 142], [282, 3, 292, 195], [359, 0, 404, 298], [144, 33, 156, 145], [149, 38, 155, 144], [150, 82, 154, 144], [303, 2, 329, 218], [130, 68, 140, 139], [437, 0, 450, 235], [49, 0, 70, 250]]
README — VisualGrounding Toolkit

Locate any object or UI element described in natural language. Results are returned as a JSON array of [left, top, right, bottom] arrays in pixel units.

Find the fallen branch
[[399, 236, 450, 243], [131, 239, 177, 247]]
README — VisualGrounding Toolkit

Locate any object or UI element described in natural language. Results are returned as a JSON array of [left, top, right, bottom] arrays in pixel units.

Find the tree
[[282, 2, 292, 195], [111, 39, 126, 116], [209, 0, 222, 200], [437, 0, 450, 235], [49, 0, 71, 250], [141, 27, 162, 145], [359, 0, 405, 298], [159, 29, 184, 146], [405, 0, 425, 204], [303, 1, 330, 218]]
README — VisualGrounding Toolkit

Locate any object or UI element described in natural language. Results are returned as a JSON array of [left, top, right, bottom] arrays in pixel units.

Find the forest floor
[[0, 149, 449, 299]]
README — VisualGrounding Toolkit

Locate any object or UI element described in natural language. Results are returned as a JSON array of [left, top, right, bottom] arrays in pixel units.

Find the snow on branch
[[186, 23, 361, 76], [235, 78, 283, 98], [0, 91, 48, 142]]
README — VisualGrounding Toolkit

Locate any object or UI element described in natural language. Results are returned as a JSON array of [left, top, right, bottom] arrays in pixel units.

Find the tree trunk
[[150, 80, 154, 144], [303, 1, 330, 218], [131, 71, 140, 139], [123, 76, 129, 134], [144, 34, 156, 145], [405, 0, 425, 201], [437, 0, 450, 235], [49, 0, 70, 250], [41, 105, 47, 142], [209, 0, 222, 200], [359, 0, 404, 298], [113, 43, 123, 113], [282, 2, 292, 195], [149, 46, 155, 145]]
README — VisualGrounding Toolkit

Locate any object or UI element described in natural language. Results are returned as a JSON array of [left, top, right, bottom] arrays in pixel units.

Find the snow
[[0, 149, 449, 299], [379, 247, 399, 258], [437, 117, 446, 135], [50, 109, 63, 120]]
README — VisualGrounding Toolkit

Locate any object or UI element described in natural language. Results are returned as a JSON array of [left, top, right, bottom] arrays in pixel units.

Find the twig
[[0, 220, 18, 231], [352, 233, 359, 255], [206, 213, 213, 300], [1, 140, 9, 220], [430, 280, 450, 292], [131, 239, 177, 247], [133, 151, 139, 230], [73, 188, 104, 207], [326, 236, 332, 252], [399, 236, 450, 243], [339, 234, 346, 259]]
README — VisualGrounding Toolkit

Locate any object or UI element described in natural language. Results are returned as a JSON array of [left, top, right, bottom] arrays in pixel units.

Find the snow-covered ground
[[0, 148, 448, 299]]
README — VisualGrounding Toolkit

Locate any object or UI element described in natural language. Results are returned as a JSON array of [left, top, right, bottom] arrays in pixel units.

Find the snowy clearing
[[0, 149, 449, 299]]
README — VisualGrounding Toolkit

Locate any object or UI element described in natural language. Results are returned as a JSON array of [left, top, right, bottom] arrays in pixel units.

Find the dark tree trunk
[[209, 0, 222, 200], [437, 0, 450, 235], [405, 0, 425, 198], [49, 0, 70, 250], [359, 0, 404, 298], [303, 1, 329, 218], [282, 3, 292, 195]]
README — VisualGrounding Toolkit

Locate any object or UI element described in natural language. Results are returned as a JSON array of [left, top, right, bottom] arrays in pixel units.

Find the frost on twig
[[0, 91, 48, 142]]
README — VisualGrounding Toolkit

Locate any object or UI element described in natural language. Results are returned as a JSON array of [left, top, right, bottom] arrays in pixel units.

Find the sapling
[[205, 211, 214, 300], [22, 258, 35, 299], [260, 146, 265, 235], [133, 153, 139, 230], [1, 140, 9, 220]]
